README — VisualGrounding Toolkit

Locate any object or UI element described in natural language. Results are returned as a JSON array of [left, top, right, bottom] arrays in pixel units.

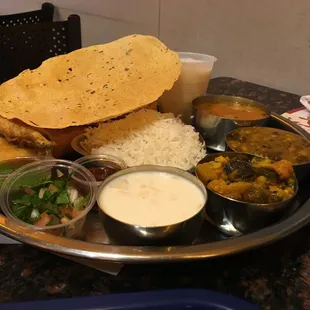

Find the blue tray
[[1, 289, 260, 310]]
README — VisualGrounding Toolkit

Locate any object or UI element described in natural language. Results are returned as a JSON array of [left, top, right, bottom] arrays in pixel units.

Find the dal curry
[[227, 127, 310, 165]]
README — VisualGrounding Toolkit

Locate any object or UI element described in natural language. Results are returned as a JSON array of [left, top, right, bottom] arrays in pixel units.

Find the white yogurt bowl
[[97, 165, 207, 246]]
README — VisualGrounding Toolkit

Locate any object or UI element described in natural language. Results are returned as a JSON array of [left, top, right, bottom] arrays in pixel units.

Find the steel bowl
[[97, 165, 207, 246], [71, 134, 90, 156], [226, 127, 310, 182], [195, 152, 298, 234], [192, 95, 271, 151], [291, 162, 310, 182]]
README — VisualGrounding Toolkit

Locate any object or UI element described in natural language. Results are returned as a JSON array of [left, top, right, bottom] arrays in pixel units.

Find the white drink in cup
[[158, 52, 217, 124]]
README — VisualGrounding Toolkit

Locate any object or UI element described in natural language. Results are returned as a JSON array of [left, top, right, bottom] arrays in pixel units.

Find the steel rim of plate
[[0, 113, 309, 263]]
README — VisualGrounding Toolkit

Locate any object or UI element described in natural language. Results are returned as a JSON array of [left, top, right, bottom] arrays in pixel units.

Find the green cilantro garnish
[[11, 203, 32, 222], [55, 190, 70, 205], [11, 170, 85, 226]]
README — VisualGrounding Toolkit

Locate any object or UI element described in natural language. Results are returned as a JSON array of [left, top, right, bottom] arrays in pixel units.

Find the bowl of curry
[[226, 127, 310, 181], [192, 95, 271, 151], [195, 152, 298, 233]]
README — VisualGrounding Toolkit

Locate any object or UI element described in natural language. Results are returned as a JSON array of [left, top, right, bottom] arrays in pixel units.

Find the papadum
[[0, 35, 181, 129]]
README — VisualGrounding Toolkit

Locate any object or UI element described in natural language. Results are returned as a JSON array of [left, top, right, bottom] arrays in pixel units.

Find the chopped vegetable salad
[[11, 169, 89, 227]]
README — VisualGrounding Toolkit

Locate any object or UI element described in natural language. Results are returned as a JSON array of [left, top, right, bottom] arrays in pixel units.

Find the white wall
[[1, 0, 309, 95]]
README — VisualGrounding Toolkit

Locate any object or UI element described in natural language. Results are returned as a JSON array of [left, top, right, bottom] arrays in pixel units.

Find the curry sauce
[[227, 127, 310, 165], [199, 102, 268, 120]]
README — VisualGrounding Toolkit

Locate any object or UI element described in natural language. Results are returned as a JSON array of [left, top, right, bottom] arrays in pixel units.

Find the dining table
[[0, 77, 309, 310]]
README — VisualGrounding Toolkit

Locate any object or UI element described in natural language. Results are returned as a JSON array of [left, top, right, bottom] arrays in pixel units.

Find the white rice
[[83, 109, 206, 170]]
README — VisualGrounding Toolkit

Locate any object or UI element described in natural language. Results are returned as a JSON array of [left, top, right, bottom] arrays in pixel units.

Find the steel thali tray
[[0, 113, 309, 263]]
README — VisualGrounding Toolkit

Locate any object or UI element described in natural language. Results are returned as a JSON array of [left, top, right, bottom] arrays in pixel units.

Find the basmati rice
[[82, 109, 206, 170]]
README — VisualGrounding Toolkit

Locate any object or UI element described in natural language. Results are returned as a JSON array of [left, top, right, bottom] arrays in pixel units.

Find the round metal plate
[[0, 113, 309, 263]]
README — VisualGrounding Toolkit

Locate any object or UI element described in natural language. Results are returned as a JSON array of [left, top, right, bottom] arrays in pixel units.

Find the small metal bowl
[[226, 127, 310, 182], [192, 95, 271, 151], [71, 134, 90, 156], [195, 152, 298, 234], [97, 165, 207, 246], [292, 162, 310, 182]]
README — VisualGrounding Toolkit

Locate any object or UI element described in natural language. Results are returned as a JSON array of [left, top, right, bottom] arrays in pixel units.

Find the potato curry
[[196, 155, 296, 204]]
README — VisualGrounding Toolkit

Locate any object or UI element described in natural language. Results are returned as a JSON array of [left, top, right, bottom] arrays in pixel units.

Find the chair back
[[0, 2, 54, 27], [0, 14, 81, 84]]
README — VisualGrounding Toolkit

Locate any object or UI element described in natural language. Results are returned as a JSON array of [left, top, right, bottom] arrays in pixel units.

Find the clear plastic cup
[[0, 159, 97, 239], [159, 52, 217, 124]]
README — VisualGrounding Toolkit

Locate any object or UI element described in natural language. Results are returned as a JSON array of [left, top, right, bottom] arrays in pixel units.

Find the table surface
[[0, 77, 309, 310]]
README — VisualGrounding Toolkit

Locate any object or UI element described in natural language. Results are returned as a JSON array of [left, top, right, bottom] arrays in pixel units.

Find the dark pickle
[[88, 166, 119, 182]]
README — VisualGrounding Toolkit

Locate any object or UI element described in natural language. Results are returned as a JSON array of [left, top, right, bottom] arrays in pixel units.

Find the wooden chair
[[0, 2, 54, 27], [0, 14, 82, 84]]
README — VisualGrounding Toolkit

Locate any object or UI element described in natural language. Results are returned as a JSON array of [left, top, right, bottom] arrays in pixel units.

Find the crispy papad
[[0, 35, 181, 129]]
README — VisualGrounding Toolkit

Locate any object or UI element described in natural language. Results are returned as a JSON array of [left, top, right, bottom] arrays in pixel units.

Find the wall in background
[[1, 0, 309, 95]]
